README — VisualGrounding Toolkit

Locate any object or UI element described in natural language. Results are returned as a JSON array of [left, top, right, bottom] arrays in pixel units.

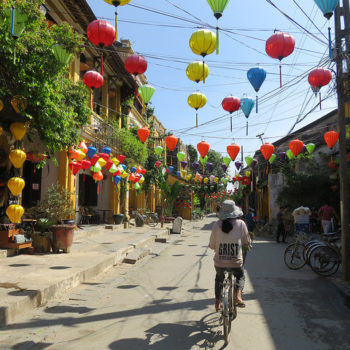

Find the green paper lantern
[[223, 156, 231, 167], [138, 84, 155, 105], [52, 44, 73, 66], [207, 0, 230, 19], [269, 153, 276, 164], [306, 143, 316, 154], [134, 183, 141, 190], [199, 156, 208, 165], [155, 146, 163, 156], [177, 151, 186, 162], [91, 163, 101, 172], [245, 156, 253, 166], [109, 164, 118, 174], [5, 8, 28, 39], [286, 149, 295, 160]]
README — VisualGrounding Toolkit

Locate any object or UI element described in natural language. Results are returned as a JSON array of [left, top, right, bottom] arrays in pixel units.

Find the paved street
[[1, 216, 350, 350]]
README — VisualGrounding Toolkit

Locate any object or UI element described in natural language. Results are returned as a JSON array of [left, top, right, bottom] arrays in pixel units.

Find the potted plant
[[27, 183, 75, 253]]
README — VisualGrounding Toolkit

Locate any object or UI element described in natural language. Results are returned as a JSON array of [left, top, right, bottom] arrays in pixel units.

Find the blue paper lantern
[[168, 166, 174, 173], [102, 146, 111, 155], [130, 166, 137, 173], [121, 164, 127, 171], [247, 66, 266, 113], [176, 171, 181, 177], [240, 97, 255, 135], [314, 0, 339, 19], [113, 175, 121, 185], [87, 146, 97, 159]]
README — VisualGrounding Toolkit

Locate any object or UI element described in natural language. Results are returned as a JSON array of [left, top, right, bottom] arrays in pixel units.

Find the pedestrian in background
[[245, 208, 256, 232], [276, 206, 286, 243], [318, 202, 339, 233]]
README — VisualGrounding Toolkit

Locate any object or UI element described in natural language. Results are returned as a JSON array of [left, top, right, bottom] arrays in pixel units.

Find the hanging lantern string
[[328, 27, 332, 59], [202, 59, 206, 84], [196, 111, 198, 128], [279, 64, 282, 88], [256, 95, 258, 113], [246, 121, 248, 136], [100, 52, 104, 76], [319, 91, 322, 110], [115, 10, 118, 41], [216, 20, 219, 55]]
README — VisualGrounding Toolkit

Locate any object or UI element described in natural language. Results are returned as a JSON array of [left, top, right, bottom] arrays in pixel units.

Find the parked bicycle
[[131, 209, 159, 227], [284, 228, 341, 277], [191, 211, 204, 221], [219, 271, 237, 345]]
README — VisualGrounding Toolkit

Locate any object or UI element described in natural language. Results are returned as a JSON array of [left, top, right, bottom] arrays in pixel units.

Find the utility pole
[[335, 1, 350, 281], [256, 133, 265, 144]]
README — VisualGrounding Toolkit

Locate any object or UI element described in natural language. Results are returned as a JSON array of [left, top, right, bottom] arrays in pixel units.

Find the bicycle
[[143, 211, 159, 227], [284, 231, 309, 270], [219, 271, 237, 345]]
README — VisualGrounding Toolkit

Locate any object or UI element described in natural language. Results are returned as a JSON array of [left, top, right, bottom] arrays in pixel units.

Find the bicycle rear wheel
[[284, 242, 307, 270], [309, 246, 340, 277], [146, 215, 159, 227]]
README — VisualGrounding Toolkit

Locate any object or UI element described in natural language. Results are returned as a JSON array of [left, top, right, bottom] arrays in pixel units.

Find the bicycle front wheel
[[284, 242, 307, 270], [146, 216, 159, 227], [309, 246, 340, 277]]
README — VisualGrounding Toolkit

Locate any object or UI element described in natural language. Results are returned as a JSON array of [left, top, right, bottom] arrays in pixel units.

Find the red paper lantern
[[165, 135, 178, 151], [324, 131, 339, 149], [289, 139, 304, 157], [69, 161, 82, 175], [81, 159, 92, 170], [265, 32, 295, 61], [155, 161, 161, 168], [227, 143, 240, 161], [90, 154, 100, 166], [222, 96, 241, 113], [98, 153, 110, 161], [137, 127, 150, 143], [117, 154, 126, 163], [93, 171, 103, 182], [83, 71, 104, 89], [125, 54, 148, 76], [105, 160, 114, 171], [197, 141, 210, 158], [141, 168, 147, 175], [260, 143, 275, 160], [266, 32, 295, 87], [308, 68, 332, 89], [87, 20, 115, 47]]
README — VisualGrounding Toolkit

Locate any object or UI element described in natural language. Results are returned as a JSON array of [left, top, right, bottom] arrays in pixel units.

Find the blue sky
[[87, 0, 337, 172]]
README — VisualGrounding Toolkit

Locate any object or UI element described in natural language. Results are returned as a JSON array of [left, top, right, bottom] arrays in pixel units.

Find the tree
[[0, 1, 90, 159], [198, 149, 225, 179], [186, 144, 198, 166], [277, 158, 340, 211]]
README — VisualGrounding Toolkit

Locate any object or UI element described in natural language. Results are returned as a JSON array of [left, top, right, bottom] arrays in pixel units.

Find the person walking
[[209, 200, 251, 311], [276, 206, 286, 243], [245, 208, 256, 232], [318, 203, 339, 233]]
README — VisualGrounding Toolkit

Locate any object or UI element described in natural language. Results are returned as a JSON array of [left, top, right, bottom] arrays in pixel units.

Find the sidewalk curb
[[0, 229, 168, 328]]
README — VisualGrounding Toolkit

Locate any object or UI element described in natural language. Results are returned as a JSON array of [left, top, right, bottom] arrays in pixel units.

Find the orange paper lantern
[[165, 135, 178, 151], [197, 141, 210, 158], [137, 127, 150, 143], [227, 143, 240, 161], [260, 143, 275, 160], [289, 139, 304, 157], [324, 131, 339, 149]]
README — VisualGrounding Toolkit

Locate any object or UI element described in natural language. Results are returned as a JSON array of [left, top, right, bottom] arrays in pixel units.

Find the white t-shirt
[[209, 219, 251, 268]]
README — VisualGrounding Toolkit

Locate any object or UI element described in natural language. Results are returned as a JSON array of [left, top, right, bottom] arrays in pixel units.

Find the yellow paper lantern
[[139, 176, 145, 184], [121, 171, 129, 179], [245, 171, 251, 177], [10, 122, 27, 141], [6, 204, 24, 223], [214, 177, 219, 183], [204, 177, 209, 184], [97, 157, 107, 168], [9, 149, 26, 168], [186, 61, 209, 83], [11, 96, 28, 114], [188, 92, 207, 127], [189, 29, 216, 57], [111, 157, 120, 165], [75, 149, 86, 161], [7, 177, 25, 196], [185, 174, 192, 181], [0, 99, 4, 112]]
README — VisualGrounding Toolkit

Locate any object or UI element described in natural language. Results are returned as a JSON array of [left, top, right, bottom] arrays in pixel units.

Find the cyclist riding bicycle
[[209, 200, 251, 311]]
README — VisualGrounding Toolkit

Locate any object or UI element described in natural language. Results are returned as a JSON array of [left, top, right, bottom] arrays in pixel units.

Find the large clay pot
[[113, 214, 124, 225], [30, 232, 52, 253], [51, 225, 74, 253]]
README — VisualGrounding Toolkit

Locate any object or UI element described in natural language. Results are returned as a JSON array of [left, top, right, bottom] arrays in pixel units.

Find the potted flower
[[27, 183, 75, 253]]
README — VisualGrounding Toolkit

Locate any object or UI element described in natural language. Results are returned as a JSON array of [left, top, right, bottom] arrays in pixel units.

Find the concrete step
[[0, 250, 7, 259], [123, 248, 151, 264]]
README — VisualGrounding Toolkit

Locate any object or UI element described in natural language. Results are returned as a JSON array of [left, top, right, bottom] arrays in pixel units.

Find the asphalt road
[[1, 216, 350, 350]]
